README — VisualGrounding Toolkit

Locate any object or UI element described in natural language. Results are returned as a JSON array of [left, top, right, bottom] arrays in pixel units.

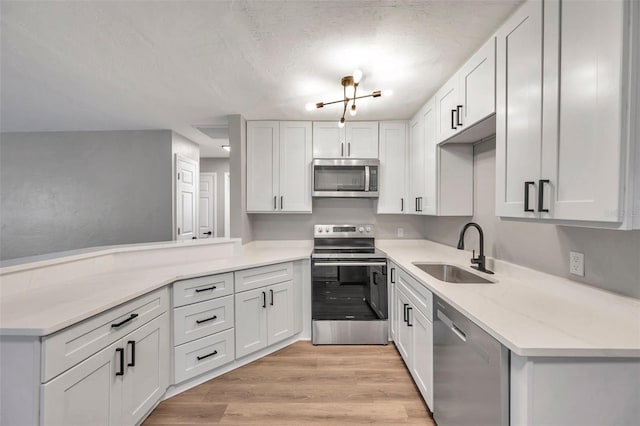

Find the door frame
[[199, 172, 217, 238], [224, 172, 230, 238]]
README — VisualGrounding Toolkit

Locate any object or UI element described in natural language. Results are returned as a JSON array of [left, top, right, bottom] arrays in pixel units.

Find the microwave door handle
[[365, 166, 370, 192]]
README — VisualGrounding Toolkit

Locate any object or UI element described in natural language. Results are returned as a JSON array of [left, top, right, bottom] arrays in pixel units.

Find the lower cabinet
[[41, 312, 169, 426], [235, 280, 294, 358]]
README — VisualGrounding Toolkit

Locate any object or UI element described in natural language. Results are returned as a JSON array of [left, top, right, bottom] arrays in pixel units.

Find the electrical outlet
[[569, 251, 585, 277], [397, 227, 404, 238]]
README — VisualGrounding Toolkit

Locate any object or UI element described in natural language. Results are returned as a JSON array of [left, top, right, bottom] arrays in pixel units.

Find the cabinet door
[[459, 37, 496, 128], [410, 308, 433, 410], [235, 288, 268, 358], [495, 0, 543, 218], [409, 113, 425, 214], [345, 121, 379, 158], [541, 0, 625, 222], [435, 74, 460, 143], [377, 122, 407, 214], [388, 263, 398, 341], [313, 122, 344, 158], [279, 121, 312, 212], [122, 313, 169, 426], [395, 289, 412, 365], [267, 281, 294, 345], [41, 340, 122, 426], [247, 121, 279, 212], [422, 98, 437, 215]]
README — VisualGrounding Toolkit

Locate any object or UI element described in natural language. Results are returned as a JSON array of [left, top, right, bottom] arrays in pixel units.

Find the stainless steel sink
[[412, 263, 494, 284]]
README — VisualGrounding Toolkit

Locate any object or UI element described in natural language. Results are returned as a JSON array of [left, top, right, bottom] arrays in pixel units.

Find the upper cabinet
[[496, 0, 639, 229], [313, 121, 378, 159], [436, 37, 497, 145], [247, 121, 312, 213], [377, 121, 409, 214]]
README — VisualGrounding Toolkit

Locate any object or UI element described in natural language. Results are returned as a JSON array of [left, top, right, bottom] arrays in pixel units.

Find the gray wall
[[229, 114, 252, 243], [200, 158, 229, 237], [424, 138, 640, 299], [0, 130, 173, 260], [251, 198, 427, 240]]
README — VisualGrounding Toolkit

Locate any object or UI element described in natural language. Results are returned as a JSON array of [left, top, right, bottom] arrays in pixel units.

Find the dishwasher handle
[[437, 309, 467, 342]]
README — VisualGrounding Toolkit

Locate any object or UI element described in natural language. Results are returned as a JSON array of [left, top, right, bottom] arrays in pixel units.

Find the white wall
[[200, 158, 229, 238], [424, 138, 640, 299], [0, 130, 174, 260], [229, 114, 252, 243]]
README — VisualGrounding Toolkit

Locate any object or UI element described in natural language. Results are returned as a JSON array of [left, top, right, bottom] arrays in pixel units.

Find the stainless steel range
[[311, 224, 388, 345]]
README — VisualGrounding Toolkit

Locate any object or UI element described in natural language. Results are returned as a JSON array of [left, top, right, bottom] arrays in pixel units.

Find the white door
[[435, 73, 460, 143], [267, 281, 294, 345], [279, 121, 312, 212], [411, 308, 433, 409], [345, 121, 379, 158], [395, 289, 412, 364], [121, 314, 169, 426], [247, 121, 279, 212], [459, 37, 496, 128], [541, 0, 624, 223], [41, 340, 122, 426], [377, 122, 407, 214], [224, 172, 230, 237], [422, 98, 437, 215], [176, 155, 198, 240], [409, 114, 424, 214], [234, 288, 268, 358], [495, 0, 543, 219], [199, 173, 216, 238], [312, 121, 344, 158]]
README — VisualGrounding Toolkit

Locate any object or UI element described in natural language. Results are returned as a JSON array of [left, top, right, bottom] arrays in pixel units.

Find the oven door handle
[[313, 261, 387, 267]]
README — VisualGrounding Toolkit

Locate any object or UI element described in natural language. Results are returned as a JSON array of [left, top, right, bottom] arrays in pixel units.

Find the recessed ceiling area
[[0, 0, 523, 157]]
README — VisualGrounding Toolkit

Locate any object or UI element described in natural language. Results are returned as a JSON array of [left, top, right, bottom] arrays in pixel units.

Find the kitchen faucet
[[457, 222, 494, 274]]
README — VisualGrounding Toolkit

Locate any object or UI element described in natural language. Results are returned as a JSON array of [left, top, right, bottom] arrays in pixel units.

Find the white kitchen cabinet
[[235, 280, 294, 359], [496, 0, 639, 228], [377, 122, 409, 214], [247, 121, 312, 213], [436, 36, 496, 145], [42, 313, 169, 426], [410, 306, 433, 410], [409, 111, 425, 214], [388, 262, 398, 341], [395, 287, 412, 361], [312, 121, 378, 159]]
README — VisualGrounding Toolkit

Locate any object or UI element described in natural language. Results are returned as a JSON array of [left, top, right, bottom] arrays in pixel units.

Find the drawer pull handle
[[197, 350, 218, 361], [407, 307, 413, 327], [196, 315, 218, 324], [127, 341, 136, 367], [111, 313, 138, 328], [195, 285, 217, 293], [115, 348, 125, 376]]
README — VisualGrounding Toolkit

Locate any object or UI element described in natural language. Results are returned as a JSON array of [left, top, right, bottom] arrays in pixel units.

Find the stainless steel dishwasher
[[433, 297, 509, 426]]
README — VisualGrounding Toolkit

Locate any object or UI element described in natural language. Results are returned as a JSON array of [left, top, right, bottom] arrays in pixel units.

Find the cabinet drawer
[[173, 295, 234, 346], [42, 287, 169, 382], [174, 328, 235, 384], [234, 262, 293, 293], [173, 272, 234, 307], [398, 269, 433, 321]]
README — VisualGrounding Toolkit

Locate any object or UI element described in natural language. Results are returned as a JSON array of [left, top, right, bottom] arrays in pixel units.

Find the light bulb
[[353, 69, 363, 84], [350, 104, 357, 117], [305, 102, 315, 111], [338, 117, 345, 128]]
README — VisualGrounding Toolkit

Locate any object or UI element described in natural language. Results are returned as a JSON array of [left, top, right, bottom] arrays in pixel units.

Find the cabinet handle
[[280, 196, 283, 210], [348, 142, 351, 157], [524, 181, 535, 212], [274, 195, 277, 210], [538, 179, 550, 213], [270, 289, 274, 306], [127, 340, 135, 367], [197, 350, 218, 361], [115, 348, 125, 376], [418, 197, 423, 212], [401, 198, 404, 212], [403, 303, 409, 323], [111, 313, 138, 329], [341, 143, 344, 157], [407, 307, 413, 327], [196, 315, 218, 324], [451, 109, 457, 130], [415, 197, 418, 212], [195, 285, 217, 293], [262, 291, 266, 308], [456, 105, 463, 126], [391, 268, 396, 284]]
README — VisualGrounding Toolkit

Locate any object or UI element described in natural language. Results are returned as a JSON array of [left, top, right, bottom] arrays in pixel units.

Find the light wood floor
[[144, 341, 435, 425]]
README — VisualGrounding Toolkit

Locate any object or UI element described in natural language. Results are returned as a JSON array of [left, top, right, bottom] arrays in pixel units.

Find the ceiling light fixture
[[311, 70, 382, 128], [221, 145, 230, 152]]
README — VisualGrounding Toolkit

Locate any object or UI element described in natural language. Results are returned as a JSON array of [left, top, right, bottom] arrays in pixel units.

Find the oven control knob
[[318, 227, 323, 233], [359, 227, 364, 233], [325, 226, 330, 233], [366, 226, 371, 233]]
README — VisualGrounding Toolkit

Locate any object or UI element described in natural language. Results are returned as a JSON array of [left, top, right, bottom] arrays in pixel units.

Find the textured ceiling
[[1, 0, 523, 157]]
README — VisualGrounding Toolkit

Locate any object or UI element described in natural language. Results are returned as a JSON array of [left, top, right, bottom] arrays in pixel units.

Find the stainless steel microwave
[[312, 159, 379, 198]]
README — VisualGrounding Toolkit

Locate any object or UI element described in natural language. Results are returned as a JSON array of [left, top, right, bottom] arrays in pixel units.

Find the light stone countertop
[[0, 240, 312, 336], [377, 239, 640, 358]]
